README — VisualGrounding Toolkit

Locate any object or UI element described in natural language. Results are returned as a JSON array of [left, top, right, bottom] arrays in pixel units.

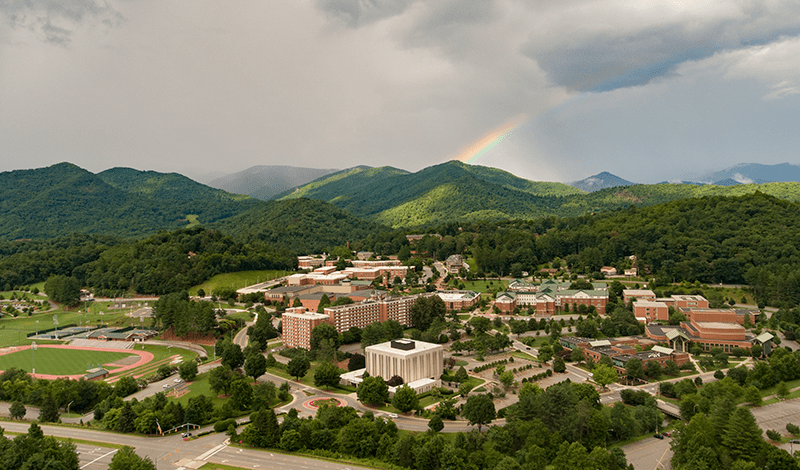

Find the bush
[[766, 429, 782, 442], [787, 423, 800, 435], [214, 418, 238, 433]]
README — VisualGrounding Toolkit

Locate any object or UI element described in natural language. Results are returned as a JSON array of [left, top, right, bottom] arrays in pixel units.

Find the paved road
[[623, 435, 673, 470]]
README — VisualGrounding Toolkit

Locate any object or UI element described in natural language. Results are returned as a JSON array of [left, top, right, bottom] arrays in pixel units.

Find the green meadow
[[0, 347, 136, 375]]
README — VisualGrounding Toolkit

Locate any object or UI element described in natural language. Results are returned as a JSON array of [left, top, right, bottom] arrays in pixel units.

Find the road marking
[[653, 446, 670, 470], [196, 443, 227, 461], [80, 449, 118, 469]]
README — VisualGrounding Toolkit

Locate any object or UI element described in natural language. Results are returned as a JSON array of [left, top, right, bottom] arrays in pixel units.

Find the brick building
[[282, 308, 330, 350], [633, 300, 669, 323]]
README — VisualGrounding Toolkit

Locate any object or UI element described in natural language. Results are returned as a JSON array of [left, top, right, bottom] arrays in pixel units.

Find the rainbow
[[451, 115, 526, 164]]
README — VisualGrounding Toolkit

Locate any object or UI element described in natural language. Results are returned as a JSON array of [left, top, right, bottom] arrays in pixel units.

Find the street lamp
[[31, 342, 36, 375]]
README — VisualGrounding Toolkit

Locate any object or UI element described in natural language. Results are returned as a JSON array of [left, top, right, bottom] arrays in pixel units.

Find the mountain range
[[4, 161, 800, 242], [207, 165, 338, 200]]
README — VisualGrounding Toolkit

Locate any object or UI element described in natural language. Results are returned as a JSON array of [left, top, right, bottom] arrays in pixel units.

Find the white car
[[162, 383, 170, 388], [174, 378, 182, 383], [387, 413, 398, 419]]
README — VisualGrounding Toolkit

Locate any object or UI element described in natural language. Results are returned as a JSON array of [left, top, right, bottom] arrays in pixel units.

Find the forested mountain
[[568, 171, 635, 192], [0, 163, 259, 240], [692, 162, 800, 184], [274, 165, 410, 201], [278, 161, 582, 227], [213, 198, 386, 254], [207, 165, 339, 200], [383, 192, 800, 307]]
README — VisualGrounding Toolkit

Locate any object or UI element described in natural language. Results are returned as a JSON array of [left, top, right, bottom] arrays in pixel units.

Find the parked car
[[653, 434, 663, 439]]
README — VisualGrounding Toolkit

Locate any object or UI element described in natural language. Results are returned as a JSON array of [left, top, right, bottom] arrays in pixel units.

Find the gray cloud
[[314, 0, 418, 28], [0, 0, 122, 43], [522, 1, 800, 92]]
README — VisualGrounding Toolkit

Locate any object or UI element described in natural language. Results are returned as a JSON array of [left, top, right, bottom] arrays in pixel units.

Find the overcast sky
[[1, 1, 798, 184]]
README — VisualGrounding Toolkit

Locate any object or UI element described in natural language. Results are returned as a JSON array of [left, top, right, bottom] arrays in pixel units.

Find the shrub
[[787, 423, 800, 435], [766, 429, 782, 442]]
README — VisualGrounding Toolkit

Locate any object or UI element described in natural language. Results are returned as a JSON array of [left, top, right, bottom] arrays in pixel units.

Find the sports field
[[0, 347, 136, 375]]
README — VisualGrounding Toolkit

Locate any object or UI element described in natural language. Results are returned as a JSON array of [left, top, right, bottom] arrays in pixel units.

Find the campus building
[[645, 319, 772, 354], [282, 307, 330, 350], [436, 290, 480, 310], [340, 339, 443, 395], [633, 301, 669, 323], [623, 289, 656, 303], [496, 279, 609, 315]]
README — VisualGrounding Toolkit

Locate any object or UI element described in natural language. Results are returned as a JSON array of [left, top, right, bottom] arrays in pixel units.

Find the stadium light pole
[[31, 342, 36, 375]]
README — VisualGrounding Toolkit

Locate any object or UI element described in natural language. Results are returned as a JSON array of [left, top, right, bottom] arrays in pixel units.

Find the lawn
[[457, 280, 507, 293], [0, 348, 136, 375], [190, 270, 294, 295], [0, 307, 140, 346], [264, 365, 356, 394]]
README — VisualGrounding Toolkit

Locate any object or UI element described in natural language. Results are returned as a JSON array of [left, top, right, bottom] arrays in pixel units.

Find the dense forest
[[0, 227, 295, 297], [0, 163, 259, 240], [355, 192, 800, 307]]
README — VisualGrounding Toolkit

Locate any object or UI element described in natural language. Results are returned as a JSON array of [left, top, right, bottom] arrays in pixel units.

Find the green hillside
[[0, 163, 259, 240], [214, 198, 386, 254], [276, 160, 800, 227], [277, 161, 577, 226], [274, 165, 409, 201], [98, 167, 251, 203]]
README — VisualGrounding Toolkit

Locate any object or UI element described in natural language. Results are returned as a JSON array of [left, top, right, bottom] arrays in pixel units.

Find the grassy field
[[458, 280, 507, 293], [0, 307, 141, 347], [190, 270, 294, 295], [0, 348, 136, 375]]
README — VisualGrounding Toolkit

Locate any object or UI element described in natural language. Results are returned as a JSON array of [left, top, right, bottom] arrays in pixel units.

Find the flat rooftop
[[366, 339, 442, 355]]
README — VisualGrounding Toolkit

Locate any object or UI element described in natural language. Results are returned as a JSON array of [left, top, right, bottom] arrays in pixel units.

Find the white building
[[342, 339, 443, 395]]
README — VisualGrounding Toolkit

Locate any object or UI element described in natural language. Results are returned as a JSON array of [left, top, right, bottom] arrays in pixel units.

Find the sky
[[1, 0, 799, 184]]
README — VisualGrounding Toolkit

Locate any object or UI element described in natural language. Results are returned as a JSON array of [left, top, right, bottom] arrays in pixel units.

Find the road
[[1, 421, 371, 470]]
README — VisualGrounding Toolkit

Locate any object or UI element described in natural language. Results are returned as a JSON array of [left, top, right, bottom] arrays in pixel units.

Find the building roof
[[366, 339, 442, 355], [755, 332, 774, 343], [284, 311, 330, 321], [589, 340, 611, 347], [652, 345, 674, 355], [623, 289, 655, 297]]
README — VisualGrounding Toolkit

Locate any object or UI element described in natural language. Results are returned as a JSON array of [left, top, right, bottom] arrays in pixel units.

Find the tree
[[310, 322, 340, 358], [392, 385, 419, 413], [428, 414, 444, 433], [410, 295, 447, 331], [722, 407, 765, 462], [229, 379, 254, 410], [592, 363, 618, 389], [357, 376, 389, 406], [625, 358, 644, 381], [39, 395, 60, 423], [9, 401, 26, 419], [348, 353, 366, 371], [116, 402, 136, 433], [553, 356, 566, 373], [44, 274, 80, 306], [499, 370, 515, 389], [313, 361, 341, 389], [462, 394, 495, 432], [209, 365, 236, 396], [244, 353, 267, 381], [317, 294, 331, 311], [241, 408, 280, 448], [221, 343, 245, 370], [454, 366, 468, 383], [777, 381, 790, 400], [108, 446, 157, 470], [469, 316, 492, 334], [286, 356, 310, 381], [178, 360, 198, 381], [745, 385, 762, 405]]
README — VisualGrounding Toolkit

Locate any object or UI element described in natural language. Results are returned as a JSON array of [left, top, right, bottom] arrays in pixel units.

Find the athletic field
[[0, 347, 137, 376]]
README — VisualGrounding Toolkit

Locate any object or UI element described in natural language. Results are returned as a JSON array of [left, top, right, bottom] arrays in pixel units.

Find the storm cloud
[[0, 0, 798, 184]]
